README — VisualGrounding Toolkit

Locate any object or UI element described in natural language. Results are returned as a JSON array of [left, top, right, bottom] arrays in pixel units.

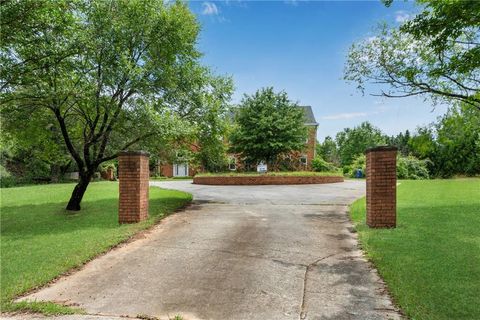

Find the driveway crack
[[299, 253, 337, 320]]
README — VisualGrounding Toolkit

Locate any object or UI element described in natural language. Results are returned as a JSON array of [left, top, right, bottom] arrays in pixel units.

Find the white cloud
[[284, 0, 299, 6], [321, 112, 368, 120], [395, 10, 410, 23], [202, 2, 219, 15]]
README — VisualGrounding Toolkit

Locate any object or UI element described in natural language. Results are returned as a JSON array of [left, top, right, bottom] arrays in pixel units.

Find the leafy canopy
[[229, 88, 307, 165], [0, 0, 227, 209], [409, 104, 480, 177], [316, 136, 340, 165], [345, 0, 480, 111], [335, 121, 386, 166], [194, 77, 234, 172]]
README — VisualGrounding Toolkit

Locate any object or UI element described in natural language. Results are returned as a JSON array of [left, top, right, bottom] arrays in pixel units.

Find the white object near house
[[257, 163, 267, 173], [173, 163, 189, 177]]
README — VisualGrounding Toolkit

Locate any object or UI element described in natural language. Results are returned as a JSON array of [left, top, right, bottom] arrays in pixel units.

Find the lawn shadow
[[1, 196, 189, 239]]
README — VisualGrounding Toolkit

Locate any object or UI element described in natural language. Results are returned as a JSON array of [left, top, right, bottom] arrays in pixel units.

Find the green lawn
[[350, 179, 480, 320], [0, 182, 192, 314], [195, 171, 341, 177]]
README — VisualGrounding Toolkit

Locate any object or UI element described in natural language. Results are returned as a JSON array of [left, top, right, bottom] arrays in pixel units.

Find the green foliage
[[336, 122, 386, 166], [435, 104, 480, 177], [344, 154, 430, 179], [408, 126, 437, 159], [311, 156, 337, 172], [0, 182, 192, 312], [99, 161, 116, 172], [0, 164, 16, 188], [402, 1, 480, 74], [345, 1, 480, 111], [343, 154, 366, 178], [194, 77, 234, 172], [0, 0, 222, 209], [350, 179, 480, 320], [196, 142, 229, 173], [229, 87, 308, 165], [316, 136, 340, 165], [396, 155, 430, 180], [320, 102, 478, 179], [0, 164, 10, 178], [408, 104, 480, 177], [5, 301, 82, 316], [386, 130, 411, 156]]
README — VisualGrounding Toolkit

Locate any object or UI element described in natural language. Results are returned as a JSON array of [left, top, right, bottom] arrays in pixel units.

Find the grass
[[350, 178, 480, 320], [195, 171, 341, 177], [0, 182, 192, 314]]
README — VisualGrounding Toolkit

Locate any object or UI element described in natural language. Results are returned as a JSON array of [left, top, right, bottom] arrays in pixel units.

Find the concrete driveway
[[17, 180, 400, 320]]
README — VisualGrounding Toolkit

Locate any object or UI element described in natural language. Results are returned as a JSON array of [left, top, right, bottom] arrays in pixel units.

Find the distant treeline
[[316, 104, 480, 178]]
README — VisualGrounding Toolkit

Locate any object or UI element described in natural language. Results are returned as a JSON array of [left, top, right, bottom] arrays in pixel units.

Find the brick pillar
[[366, 146, 397, 228], [118, 151, 149, 224]]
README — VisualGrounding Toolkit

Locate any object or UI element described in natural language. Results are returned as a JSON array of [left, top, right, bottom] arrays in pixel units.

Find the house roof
[[298, 105, 318, 126]]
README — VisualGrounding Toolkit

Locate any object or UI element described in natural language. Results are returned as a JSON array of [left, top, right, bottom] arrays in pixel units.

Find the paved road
[[16, 180, 400, 320]]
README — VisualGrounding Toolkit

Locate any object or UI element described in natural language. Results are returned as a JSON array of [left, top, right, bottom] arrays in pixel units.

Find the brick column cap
[[118, 150, 150, 157], [365, 145, 398, 154]]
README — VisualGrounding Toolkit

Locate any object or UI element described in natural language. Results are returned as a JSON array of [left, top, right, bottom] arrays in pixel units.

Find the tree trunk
[[66, 173, 91, 211]]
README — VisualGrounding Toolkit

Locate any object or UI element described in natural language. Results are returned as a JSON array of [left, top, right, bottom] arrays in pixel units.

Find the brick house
[[158, 105, 318, 177], [300, 105, 319, 169]]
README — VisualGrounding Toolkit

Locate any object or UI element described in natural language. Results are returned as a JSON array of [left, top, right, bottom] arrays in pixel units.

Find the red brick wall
[[366, 146, 397, 228], [160, 163, 173, 178], [193, 175, 343, 185], [118, 151, 149, 224]]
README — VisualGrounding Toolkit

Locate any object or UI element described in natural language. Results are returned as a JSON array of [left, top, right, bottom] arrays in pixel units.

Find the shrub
[[344, 154, 366, 178], [100, 162, 116, 171], [0, 164, 17, 188], [311, 156, 337, 172], [397, 155, 430, 179]]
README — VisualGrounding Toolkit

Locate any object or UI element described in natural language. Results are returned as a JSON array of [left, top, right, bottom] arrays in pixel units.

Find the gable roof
[[298, 105, 318, 126]]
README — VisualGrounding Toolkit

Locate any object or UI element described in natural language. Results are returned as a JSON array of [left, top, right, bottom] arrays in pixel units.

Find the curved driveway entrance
[[20, 180, 400, 320]]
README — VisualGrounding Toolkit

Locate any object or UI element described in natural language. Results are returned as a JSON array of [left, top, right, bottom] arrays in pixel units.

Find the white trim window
[[300, 155, 308, 166]]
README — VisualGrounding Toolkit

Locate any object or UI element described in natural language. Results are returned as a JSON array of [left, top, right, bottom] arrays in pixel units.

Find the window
[[300, 155, 308, 166], [229, 157, 237, 171]]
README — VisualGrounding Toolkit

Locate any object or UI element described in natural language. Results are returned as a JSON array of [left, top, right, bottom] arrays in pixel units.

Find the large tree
[[335, 121, 386, 166], [0, 0, 220, 210], [194, 77, 234, 172], [435, 104, 480, 176], [386, 130, 412, 156], [345, 0, 480, 111], [409, 104, 480, 177], [316, 136, 340, 165], [229, 87, 307, 166]]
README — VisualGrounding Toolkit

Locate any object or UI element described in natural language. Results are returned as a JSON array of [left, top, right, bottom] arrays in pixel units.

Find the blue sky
[[189, 0, 448, 140]]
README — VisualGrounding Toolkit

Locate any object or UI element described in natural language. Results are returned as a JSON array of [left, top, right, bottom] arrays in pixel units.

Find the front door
[[173, 163, 189, 177]]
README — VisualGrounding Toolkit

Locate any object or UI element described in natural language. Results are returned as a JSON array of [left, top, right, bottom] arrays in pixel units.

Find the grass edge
[[2, 187, 192, 316], [347, 196, 406, 319]]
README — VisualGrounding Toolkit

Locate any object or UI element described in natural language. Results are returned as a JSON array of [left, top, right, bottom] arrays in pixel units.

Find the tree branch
[[95, 132, 156, 164]]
